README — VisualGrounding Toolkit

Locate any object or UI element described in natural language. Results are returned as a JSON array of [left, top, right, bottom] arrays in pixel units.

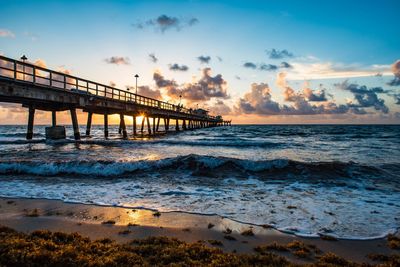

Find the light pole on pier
[[134, 74, 139, 102], [20, 55, 27, 81]]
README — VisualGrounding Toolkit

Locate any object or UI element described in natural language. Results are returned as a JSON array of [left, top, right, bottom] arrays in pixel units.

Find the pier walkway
[[0, 55, 231, 140]]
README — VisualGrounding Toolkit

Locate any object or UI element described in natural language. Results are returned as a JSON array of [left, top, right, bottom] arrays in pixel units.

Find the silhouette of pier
[[0, 55, 231, 140]]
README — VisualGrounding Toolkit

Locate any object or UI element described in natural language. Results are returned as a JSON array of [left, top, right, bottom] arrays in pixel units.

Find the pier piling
[[120, 114, 127, 139], [26, 106, 35, 140], [104, 114, 109, 138], [133, 116, 137, 136], [51, 111, 57, 127], [86, 112, 92, 136], [70, 108, 80, 140]]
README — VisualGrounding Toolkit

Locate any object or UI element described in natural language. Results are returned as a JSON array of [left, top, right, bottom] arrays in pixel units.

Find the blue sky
[[0, 0, 399, 124]]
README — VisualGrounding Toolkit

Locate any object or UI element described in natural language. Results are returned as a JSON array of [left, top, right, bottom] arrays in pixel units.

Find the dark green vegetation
[[0, 226, 399, 266]]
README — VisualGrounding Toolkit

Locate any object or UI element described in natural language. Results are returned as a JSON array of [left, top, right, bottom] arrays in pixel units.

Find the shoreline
[[1, 197, 398, 264], [1, 195, 397, 242]]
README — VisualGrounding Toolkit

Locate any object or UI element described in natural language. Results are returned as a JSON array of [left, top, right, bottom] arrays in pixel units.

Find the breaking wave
[[0, 154, 393, 179]]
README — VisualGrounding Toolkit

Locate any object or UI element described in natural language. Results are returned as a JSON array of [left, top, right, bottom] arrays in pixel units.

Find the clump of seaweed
[[223, 228, 232, 234], [255, 242, 289, 253], [207, 223, 215, 229], [256, 240, 322, 259], [127, 223, 139, 227], [182, 228, 191, 232], [241, 229, 254, 236], [367, 253, 390, 261], [208, 240, 223, 246], [25, 208, 40, 217], [101, 220, 116, 225], [315, 252, 356, 266], [153, 211, 161, 217], [388, 234, 400, 249]]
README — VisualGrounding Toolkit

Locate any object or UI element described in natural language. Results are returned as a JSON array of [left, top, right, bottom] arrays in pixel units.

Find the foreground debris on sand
[[1, 226, 400, 266]]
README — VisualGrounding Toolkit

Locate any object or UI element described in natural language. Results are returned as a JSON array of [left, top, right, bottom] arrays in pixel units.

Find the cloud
[[137, 86, 162, 100], [280, 62, 292, 68], [243, 62, 286, 71], [133, 15, 198, 33], [259, 64, 278, 71], [208, 100, 231, 115], [303, 87, 327, 102], [197, 55, 211, 64], [169, 63, 189, 72], [266, 49, 294, 59], [153, 71, 178, 88], [104, 56, 130, 65], [148, 53, 158, 63], [109, 81, 116, 87], [337, 81, 389, 114], [0, 29, 15, 38], [236, 82, 350, 116], [288, 61, 392, 79], [154, 68, 229, 102], [387, 60, 400, 86], [237, 72, 392, 116], [277, 74, 327, 102], [243, 62, 257, 69]]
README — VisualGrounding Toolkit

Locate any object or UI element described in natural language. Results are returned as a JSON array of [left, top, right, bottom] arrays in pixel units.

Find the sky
[[0, 0, 399, 125]]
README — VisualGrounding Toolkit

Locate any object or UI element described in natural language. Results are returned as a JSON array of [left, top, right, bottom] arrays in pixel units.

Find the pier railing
[[0, 55, 218, 120]]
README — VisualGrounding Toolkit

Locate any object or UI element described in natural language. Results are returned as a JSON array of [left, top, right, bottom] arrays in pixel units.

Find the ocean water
[[0, 124, 399, 239]]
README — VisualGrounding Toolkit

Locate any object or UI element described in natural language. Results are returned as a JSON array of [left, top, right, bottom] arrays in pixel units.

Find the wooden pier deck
[[0, 55, 231, 140]]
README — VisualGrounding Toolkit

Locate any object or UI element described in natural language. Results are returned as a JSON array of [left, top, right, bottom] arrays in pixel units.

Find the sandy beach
[[1, 197, 399, 265]]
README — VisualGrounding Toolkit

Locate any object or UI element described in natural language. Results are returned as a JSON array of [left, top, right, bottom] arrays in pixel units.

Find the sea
[[0, 124, 399, 240]]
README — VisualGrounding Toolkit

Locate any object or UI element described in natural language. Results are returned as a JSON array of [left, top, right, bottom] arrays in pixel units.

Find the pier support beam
[[120, 114, 127, 139], [175, 119, 180, 131], [153, 117, 156, 134], [146, 117, 152, 135], [164, 118, 168, 132], [156, 117, 160, 132], [26, 106, 35, 140], [132, 116, 136, 136], [51, 111, 57, 127], [86, 112, 92, 136], [182, 119, 187, 130], [141, 117, 145, 133], [104, 114, 109, 138], [70, 108, 80, 140]]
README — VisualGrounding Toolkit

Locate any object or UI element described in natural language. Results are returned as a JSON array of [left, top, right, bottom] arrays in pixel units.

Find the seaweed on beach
[[101, 220, 116, 225], [0, 226, 398, 267], [387, 234, 400, 249]]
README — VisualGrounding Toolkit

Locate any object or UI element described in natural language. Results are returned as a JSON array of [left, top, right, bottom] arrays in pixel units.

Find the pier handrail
[[0, 55, 219, 121]]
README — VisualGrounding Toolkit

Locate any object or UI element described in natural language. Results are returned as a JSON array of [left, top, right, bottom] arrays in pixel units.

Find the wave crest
[[0, 154, 391, 178]]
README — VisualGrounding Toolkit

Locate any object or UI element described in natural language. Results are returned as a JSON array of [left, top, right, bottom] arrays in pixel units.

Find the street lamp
[[20, 55, 27, 81], [134, 74, 139, 103]]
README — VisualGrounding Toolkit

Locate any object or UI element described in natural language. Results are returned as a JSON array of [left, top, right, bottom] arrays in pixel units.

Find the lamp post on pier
[[20, 55, 27, 81], [134, 74, 139, 103]]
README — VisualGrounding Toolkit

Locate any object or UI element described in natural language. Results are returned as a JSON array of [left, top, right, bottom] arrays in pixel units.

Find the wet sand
[[0, 197, 397, 264]]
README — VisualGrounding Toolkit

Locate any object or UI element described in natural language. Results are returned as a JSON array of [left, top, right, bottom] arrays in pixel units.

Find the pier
[[0, 55, 231, 140]]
